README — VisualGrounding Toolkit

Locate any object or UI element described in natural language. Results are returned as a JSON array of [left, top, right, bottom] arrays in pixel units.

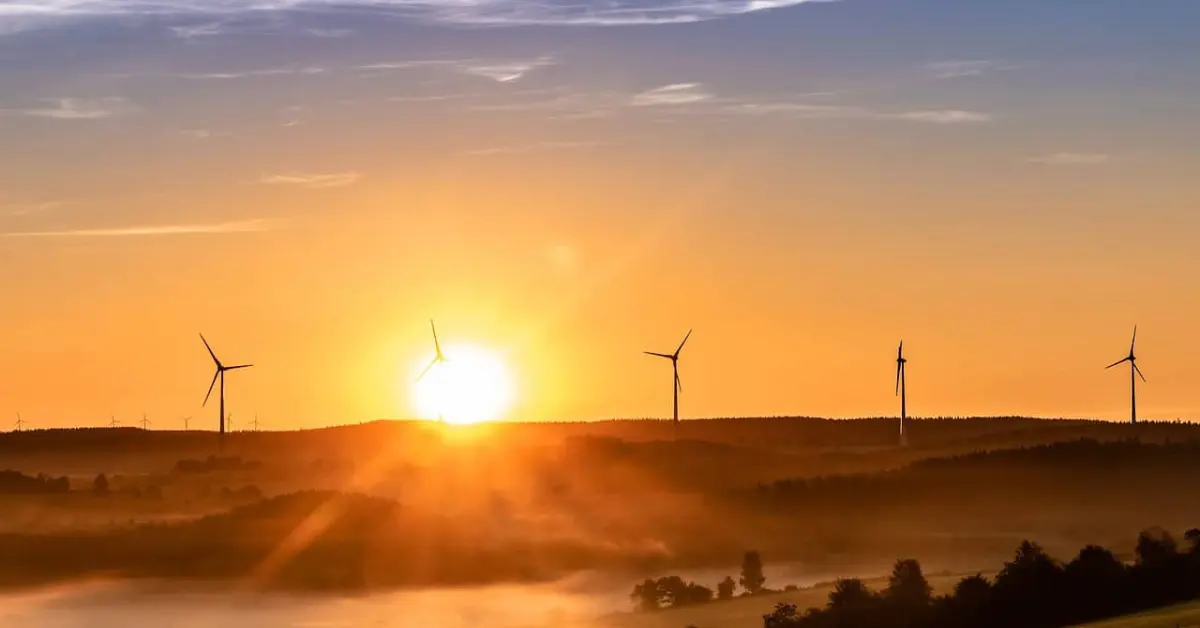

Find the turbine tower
[[182, 416, 192, 430], [1106, 325, 1146, 425], [644, 329, 692, 440], [201, 333, 253, 445], [895, 341, 907, 446], [417, 320, 449, 422]]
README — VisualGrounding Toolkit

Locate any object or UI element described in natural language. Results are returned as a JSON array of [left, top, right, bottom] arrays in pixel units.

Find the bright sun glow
[[412, 343, 515, 425]]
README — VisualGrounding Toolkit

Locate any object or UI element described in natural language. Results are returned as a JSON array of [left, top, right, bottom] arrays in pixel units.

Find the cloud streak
[[631, 83, 712, 106], [465, 140, 611, 156], [261, 172, 362, 188], [3, 219, 274, 237], [0, 0, 835, 33], [1027, 153, 1111, 166], [3, 97, 134, 120]]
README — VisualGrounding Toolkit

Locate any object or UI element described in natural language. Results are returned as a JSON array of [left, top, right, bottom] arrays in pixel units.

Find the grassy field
[[1075, 602, 1200, 628], [592, 573, 973, 628]]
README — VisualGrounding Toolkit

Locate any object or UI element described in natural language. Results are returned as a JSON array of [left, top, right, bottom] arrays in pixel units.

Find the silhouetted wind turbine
[[108, 415, 119, 428], [182, 416, 192, 430], [201, 333, 253, 445], [13, 413, 27, 433], [644, 330, 692, 440], [140, 413, 152, 430], [1106, 325, 1146, 425], [252, 413, 261, 432], [895, 341, 907, 446], [417, 320, 449, 422]]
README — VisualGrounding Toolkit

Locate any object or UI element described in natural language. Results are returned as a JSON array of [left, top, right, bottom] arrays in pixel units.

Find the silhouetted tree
[[1064, 545, 1127, 621], [887, 558, 933, 608], [631, 579, 659, 612], [741, 551, 767, 595], [764, 602, 801, 628], [1184, 528, 1200, 553], [718, 575, 737, 600], [91, 473, 109, 496]]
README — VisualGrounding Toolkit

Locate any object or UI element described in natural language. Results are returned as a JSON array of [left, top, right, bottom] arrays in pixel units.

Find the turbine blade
[[895, 364, 902, 396], [644, 352, 674, 359], [416, 358, 438, 382], [1106, 357, 1131, 369], [898, 341, 904, 360], [226, 364, 253, 371], [675, 371, 682, 393], [200, 333, 221, 367], [1135, 363, 1147, 382], [431, 320, 443, 358], [1131, 325, 1138, 353], [674, 329, 693, 357], [203, 369, 220, 406]]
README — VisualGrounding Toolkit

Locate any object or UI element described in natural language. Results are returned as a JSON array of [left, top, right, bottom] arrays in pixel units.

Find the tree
[[1136, 527, 1178, 568], [630, 579, 659, 612], [828, 578, 876, 612], [92, 473, 109, 496], [741, 551, 767, 595], [763, 603, 801, 628], [1184, 528, 1200, 553], [718, 575, 737, 600], [886, 558, 932, 608]]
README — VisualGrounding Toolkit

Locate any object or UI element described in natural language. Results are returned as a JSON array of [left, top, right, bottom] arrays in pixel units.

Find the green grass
[[1074, 602, 1200, 628], [592, 573, 973, 628]]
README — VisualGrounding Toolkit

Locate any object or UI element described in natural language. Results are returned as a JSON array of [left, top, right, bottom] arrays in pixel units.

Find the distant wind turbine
[[252, 413, 261, 432], [895, 341, 907, 446], [417, 320, 449, 422], [140, 413, 153, 430], [201, 333, 253, 444], [182, 416, 192, 430], [1106, 325, 1146, 425], [108, 415, 119, 428], [13, 412, 27, 433], [644, 329, 692, 440]]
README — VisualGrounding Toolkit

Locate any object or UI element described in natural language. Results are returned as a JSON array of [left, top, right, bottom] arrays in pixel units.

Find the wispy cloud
[[175, 129, 228, 139], [631, 83, 712, 106], [926, 60, 1018, 80], [888, 109, 993, 124], [465, 140, 611, 156], [306, 27, 353, 38], [459, 57, 556, 82], [1027, 153, 1111, 166], [0, 0, 835, 35], [0, 201, 61, 217], [181, 67, 327, 80], [3, 219, 274, 238], [260, 172, 362, 188], [4, 97, 135, 120]]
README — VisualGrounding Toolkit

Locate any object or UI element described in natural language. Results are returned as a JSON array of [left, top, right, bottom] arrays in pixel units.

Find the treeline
[[752, 439, 1200, 515], [764, 527, 1200, 628], [0, 470, 69, 494], [631, 551, 771, 611]]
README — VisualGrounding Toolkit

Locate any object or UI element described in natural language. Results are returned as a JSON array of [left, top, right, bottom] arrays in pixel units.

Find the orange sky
[[2, 1, 1200, 429]]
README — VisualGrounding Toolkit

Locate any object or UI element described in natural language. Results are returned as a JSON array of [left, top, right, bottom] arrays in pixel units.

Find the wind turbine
[[140, 413, 152, 430], [13, 413, 27, 433], [201, 333, 253, 444], [182, 416, 192, 430], [108, 415, 119, 428], [644, 330, 692, 440], [1106, 325, 1146, 425], [252, 413, 261, 432], [895, 341, 907, 446], [417, 320, 449, 422]]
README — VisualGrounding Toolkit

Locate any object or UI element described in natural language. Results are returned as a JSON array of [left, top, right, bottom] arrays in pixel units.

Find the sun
[[412, 343, 515, 425]]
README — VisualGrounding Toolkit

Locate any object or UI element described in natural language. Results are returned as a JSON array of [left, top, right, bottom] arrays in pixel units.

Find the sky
[[2, 0, 1200, 429]]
